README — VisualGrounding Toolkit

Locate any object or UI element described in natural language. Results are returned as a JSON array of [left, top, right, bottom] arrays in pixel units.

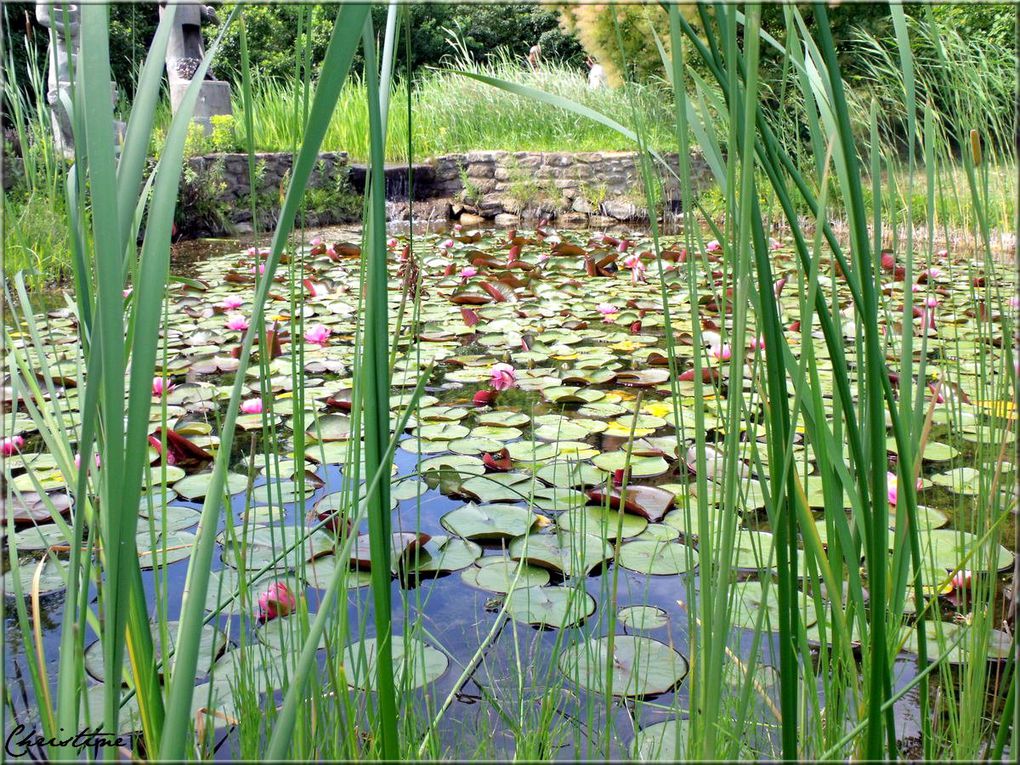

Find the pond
[[2, 225, 1016, 759]]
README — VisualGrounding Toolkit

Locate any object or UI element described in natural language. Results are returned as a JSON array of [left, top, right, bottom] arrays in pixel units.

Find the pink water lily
[[460, 267, 477, 279], [749, 336, 766, 352], [386, 237, 398, 249], [221, 296, 243, 310], [152, 377, 174, 397], [490, 363, 517, 391], [304, 324, 331, 345], [1, 436, 25, 457], [706, 239, 721, 252], [256, 581, 297, 622], [769, 237, 782, 250], [951, 569, 972, 590], [226, 314, 249, 332], [251, 263, 267, 276], [240, 398, 264, 414], [440, 238, 455, 251], [709, 344, 732, 361], [596, 303, 618, 322], [1009, 295, 1020, 310], [310, 237, 322, 248], [75, 452, 101, 469], [887, 471, 923, 506]]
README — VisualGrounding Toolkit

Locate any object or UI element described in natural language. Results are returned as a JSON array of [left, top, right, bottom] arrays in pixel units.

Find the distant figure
[[527, 43, 542, 71], [587, 56, 607, 90]]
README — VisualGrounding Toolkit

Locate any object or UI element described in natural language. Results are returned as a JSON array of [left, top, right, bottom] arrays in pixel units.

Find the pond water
[[2, 224, 1016, 759]]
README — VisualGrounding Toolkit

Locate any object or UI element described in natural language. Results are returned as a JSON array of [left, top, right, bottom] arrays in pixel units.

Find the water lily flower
[[386, 237, 398, 249], [709, 344, 732, 361], [706, 239, 721, 252], [256, 581, 296, 622], [490, 363, 517, 391], [247, 246, 258, 257], [152, 377, 173, 397], [240, 398, 264, 414], [1, 436, 25, 457], [750, 336, 766, 352], [460, 267, 478, 280], [536, 253, 550, 263], [251, 263, 267, 276], [75, 452, 101, 469], [769, 237, 782, 250], [473, 389, 497, 406], [596, 303, 618, 321], [951, 569, 972, 590], [1009, 295, 1020, 310], [226, 314, 249, 332], [221, 296, 243, 310], [453, 223, 463, 232], [440, 238, 455, 250], [887, 471, 923, 505], [304, 324, 331, 346]]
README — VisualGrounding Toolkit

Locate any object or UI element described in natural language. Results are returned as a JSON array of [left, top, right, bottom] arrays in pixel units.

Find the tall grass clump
[[463, 1, 1016, 759], [2, 17, 71, 286], [4, 2, 418, 759]]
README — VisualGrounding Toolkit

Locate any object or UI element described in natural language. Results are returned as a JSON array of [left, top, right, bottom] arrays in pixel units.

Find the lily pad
[[557, 506, 648, 540], [728, 580, 817, 631], [618, 540, 698, 575], [559, 635, 688, 697], [592, 452, 670, 478], [509, 531, 613, 577], [85, 619, 226, 683], [632, 719, 689, 760], [441, 502, 537, 540], [506, 586, 596, 628], [619, 605, 670, 630], [174, 471, 249, 499], [460, 555, 551, 593], [342, 636, 449, 691], [404, 535, 482, 575]]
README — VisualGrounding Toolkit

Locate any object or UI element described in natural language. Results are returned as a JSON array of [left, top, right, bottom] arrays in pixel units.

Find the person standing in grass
[[527, 43, 542, 71], [587, 56, 607, 90]]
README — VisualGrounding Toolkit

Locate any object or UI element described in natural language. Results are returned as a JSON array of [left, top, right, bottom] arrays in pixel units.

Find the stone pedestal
[[170, 80, 232, 134]]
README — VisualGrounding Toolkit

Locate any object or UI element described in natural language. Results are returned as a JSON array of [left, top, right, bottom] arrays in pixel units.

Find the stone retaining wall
[[177, 149, 712, 236]]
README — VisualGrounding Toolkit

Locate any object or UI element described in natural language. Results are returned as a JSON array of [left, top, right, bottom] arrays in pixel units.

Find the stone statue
[[35, 2, 123, 156], [35, 1, 79, 155], [160, 2, 231, 134]]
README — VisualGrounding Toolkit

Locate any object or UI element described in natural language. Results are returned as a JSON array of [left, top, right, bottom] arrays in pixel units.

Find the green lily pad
[[460, 472, 534, 503], [728, 580, 817, 631], [174, 471, 249, 499], [460, 555, 551, 593], [592, 453, 670, 477], [441, 503, 538, 540], [342, 636, 449, 691], [559, 635, 688, 698], [506, 586, 596, 628], [10, 523, 68, 550], [558, 506, 648, 540], [136, 530, 196, 570], [1, 555, 68, 598], [509, 530, 613, 577], [618, 540, 699, 575], [619, 605, 670, 630], [900, 620, 1013, 664], [536, 461, 606, 488], [85, 619, 226, 683], [255, 612, 329, 653], [404, 535, 483, 575], [632, 719, 689, 760]]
